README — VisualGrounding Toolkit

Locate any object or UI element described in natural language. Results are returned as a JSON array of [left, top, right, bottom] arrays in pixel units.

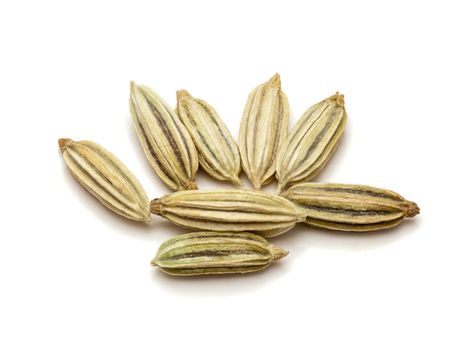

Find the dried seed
[[129, 82, 198, 191], [58, 138, 151, 223], [176, 90, 242, 186], [276, 93, 347, 193], [238, 74, 289, 189], [150, 189, 306, 237], [152, 231, 288, 276], [281, 183, 420, 231]]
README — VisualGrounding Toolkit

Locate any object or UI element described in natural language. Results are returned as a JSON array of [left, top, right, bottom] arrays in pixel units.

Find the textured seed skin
[[281, 183, 420, 231], [152, 231, 288, 276], [176, 90, 242, 186], [276, 93, 347, 193], [150, 189, 306, 238], [58, 138, 151, 223], [129, 82, 198, 191], [238, 74, 289, 190]]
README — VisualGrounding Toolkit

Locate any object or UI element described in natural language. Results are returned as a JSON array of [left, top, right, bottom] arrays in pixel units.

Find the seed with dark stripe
[[152, 231, 288, 276], [281, 183, 420, 232], [150, 189, 307, 238], [176, 90, 243, 186], [238, 74, 290, 190], [276, 93, 347, 193], [58, 138, 151, 223], [129, 82, 198, 191]]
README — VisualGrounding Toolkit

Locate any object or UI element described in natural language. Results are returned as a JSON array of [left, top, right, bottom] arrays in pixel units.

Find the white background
[[1, 1, 466, 349]]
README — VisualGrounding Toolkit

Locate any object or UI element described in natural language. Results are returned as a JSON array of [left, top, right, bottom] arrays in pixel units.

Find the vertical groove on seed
[[129, 82, 198, 191], [59, 138, 151, 223], [281, 182, 420, 231], [276, 92, 347, 193], [176, 90, 243, 186], [151, 231, 289, 276], [239, 74, 289, 189]]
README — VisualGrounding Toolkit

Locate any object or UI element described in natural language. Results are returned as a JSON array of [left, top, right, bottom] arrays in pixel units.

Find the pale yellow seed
[[152, 231, 288, 276], [176, 90, 243, 186], [239, 74, 289, 190], [151, 189, 306, 238], [129, 82, 198, 191], [276, 93, 347, 193], [281, 182, 420, 232], [59, 138, 151, 223]]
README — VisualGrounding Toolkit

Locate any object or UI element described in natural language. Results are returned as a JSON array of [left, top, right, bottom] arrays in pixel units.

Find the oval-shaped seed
[[129, 82, 198, 191], [152, 231, 288, 276], [238, 74, 289, 189], [176, 90, 242, 186], [58, 138, 151, 223], [150, 189, 306, 238], [281, 183, 420, 231], [276, 93, 347, 193]]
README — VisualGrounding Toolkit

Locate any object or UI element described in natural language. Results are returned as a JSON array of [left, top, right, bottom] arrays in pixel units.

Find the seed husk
[[276, 92, 347, 193], [150, 189, 306, 238], [152, 231, 288, 276], [58, 138, 151, 223], [129, 82, 198, 191], [281, 183, 420, 231], [176, 89, 242, 186], [238, 74, 289, 189]]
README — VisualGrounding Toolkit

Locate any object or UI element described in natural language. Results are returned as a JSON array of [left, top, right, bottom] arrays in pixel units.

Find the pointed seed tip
[[276, 181, 286, 194], [231, 176, 244, 187], [271, 246, 289, 261], [405, 201, 420, 218], [130, 81, 138, 94], [268, 73, 281, 86], [58, 138, 72, 152], [186, 182, 198, 190], [252, 182, 262, 190], [295, 208, 307, 222], [329, 92, 345, 107], [176, 89, 191, 100], [150, 199, 163, 215]]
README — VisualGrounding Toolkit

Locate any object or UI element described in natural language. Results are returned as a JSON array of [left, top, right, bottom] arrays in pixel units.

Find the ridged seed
[[176, 89, 242, 186], [152, 231, 288, 276], [276, 93, 347, 193], [58, 138, 151, 223], [238, 74, 289, 189], [129, 82, 198, 191], [150, 189, 306, 237], [281, 183, 420, 231]]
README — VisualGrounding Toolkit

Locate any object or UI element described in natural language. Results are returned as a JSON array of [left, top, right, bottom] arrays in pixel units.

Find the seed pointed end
[[251, 180, 262, 191], [185, 182, 198, 190], [404, 201, 420, 218], [142, 213, 152, 224], [295, 208, 307, 223], [230, 176, 244, 187], [268, 73, 281, 87], [58, 138, 72, 153], [329, 92, 345, 107], [271, 246, 289, 261], [150, 257, 159, 267], [129, 81, 140, 101], [176, 89, 192, 101], [276, 181, 287, 195], [150, 199, 163, 215]]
